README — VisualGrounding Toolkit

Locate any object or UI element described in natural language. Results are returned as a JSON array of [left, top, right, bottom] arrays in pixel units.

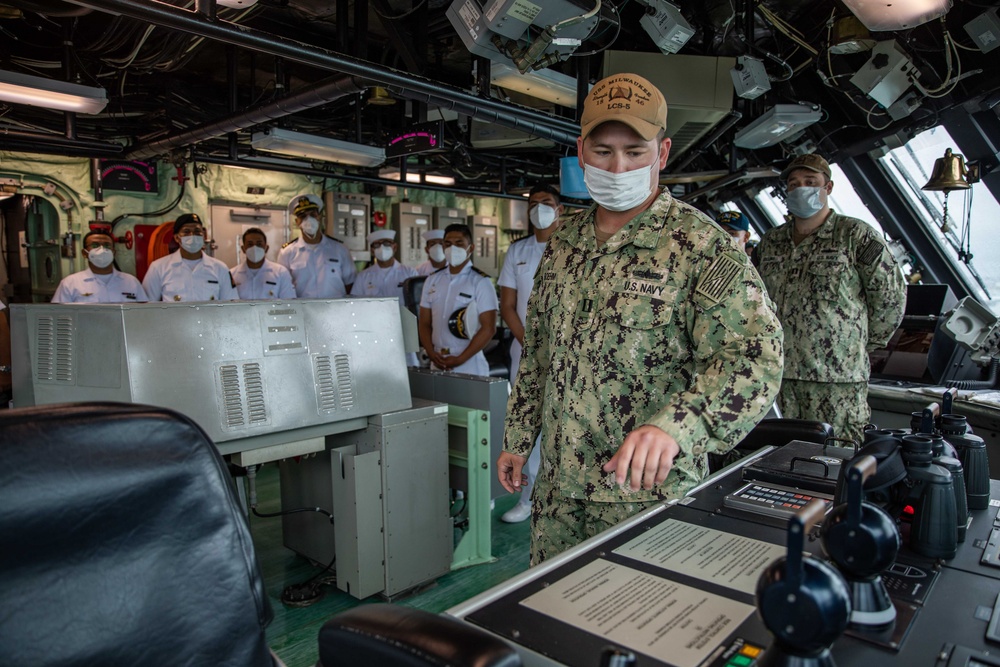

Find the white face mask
[[428, 245, 446, 263], [179, 235, 205, 254], [584, 161, 657, 212], [87, 247, 114, 269], [786, 186, 825, 219], [374, 245, 394, 263], [245, 246, 266, 264], [447, 245, 469, 267], [299, 215, 320, 237], [530, 203, 557, 230]]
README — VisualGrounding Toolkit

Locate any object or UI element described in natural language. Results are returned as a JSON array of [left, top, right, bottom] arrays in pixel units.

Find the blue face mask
[[786, 186, 825, 219]]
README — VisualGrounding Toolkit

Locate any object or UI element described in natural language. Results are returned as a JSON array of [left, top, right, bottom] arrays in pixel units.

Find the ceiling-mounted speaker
[[367, 87, 396, 106]]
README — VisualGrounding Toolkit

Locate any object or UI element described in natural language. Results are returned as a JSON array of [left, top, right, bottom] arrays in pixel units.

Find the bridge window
[[878, 125, 1000, 315]]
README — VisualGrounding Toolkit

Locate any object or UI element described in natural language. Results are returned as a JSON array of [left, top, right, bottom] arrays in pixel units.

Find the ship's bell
[[922, 148, 971, 192]]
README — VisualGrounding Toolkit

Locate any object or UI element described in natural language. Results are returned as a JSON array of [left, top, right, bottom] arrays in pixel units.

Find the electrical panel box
[[469, 214, 499, 278], [964, 7, 1000, 54], [433, 206, 466, 231], [446, 0, 599, 64], [849, 40, 919, 108], [392, 202, 434, 269], [731, 56, 771, 100], [499, 198, 528, 231], [640, 1, 694, 55], [327, 192, 371, 264]]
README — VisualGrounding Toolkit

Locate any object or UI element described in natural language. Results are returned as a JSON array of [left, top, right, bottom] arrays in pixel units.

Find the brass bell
[[922, 148, 971, 192]]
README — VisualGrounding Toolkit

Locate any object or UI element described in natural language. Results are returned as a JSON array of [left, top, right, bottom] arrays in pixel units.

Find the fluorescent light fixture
[[379, 168, 455, 186], [251, 128, 385, 167], [0, 69, 108, 114], [490, 63, 588, 108], [841, 0, 952, 31], [733, 104, 823, 150]]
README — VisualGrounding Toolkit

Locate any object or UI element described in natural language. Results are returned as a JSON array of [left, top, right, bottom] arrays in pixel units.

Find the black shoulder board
[[471, 266, 489, 277]]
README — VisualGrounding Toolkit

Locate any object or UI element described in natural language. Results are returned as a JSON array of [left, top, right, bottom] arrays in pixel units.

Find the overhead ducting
[[66, 0, 581, 154]]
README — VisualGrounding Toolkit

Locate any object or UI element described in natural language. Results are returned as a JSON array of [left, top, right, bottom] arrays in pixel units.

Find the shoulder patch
[[857, 236, 882, 266], [695, 253, 744, 304]]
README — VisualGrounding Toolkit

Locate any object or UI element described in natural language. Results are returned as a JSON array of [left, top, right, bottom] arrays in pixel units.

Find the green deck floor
[[247, 462, 531, 667]]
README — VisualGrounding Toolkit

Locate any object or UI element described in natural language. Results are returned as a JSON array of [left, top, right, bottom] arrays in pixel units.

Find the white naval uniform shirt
[[351, 260, 418, 304], [52, 268, 148, 304], [497, 235, 547, 382], [415, 260, 444, 277], [419, 262, 498, 376], [277, 236, 356, 299], [231, 259, 296, 300], [142, 251, 238, 302]]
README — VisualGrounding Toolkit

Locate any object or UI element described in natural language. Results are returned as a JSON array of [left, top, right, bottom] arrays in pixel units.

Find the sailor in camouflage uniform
[[498, 73, 784, 565], [757, 154, 906, 444]]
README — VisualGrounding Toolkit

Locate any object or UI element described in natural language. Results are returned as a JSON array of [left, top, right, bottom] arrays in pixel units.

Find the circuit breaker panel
[[327, 192, 371, 263], [392, 202, 434, 269]]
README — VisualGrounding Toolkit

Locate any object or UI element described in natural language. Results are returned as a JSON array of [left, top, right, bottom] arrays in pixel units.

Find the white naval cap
[[367, 229, 396, 245], [423, 229, 445, 241]]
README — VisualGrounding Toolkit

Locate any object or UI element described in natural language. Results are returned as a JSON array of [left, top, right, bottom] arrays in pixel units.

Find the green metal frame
[[448, 405, 495, 569]]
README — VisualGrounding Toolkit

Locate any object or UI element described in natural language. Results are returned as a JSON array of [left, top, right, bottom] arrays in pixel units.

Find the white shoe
[[501, 500, 531, 523]]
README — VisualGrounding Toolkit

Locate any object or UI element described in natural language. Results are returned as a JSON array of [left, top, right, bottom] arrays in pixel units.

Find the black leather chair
[[708, 418, 836, 473], [0, 402, 276, 667], [402, 275, 427, 317], [317, 604, 521, 667]]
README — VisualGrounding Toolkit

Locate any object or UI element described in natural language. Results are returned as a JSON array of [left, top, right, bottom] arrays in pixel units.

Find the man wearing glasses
[[143, 213, 238, 302], [52, 230, 148, 303]]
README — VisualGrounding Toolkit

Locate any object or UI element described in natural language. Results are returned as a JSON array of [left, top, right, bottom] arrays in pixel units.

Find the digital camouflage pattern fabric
[[756, 211, 905, 442], [505, 189, 784, 524], [756, 211, 906, 383], [779, 379, 869, 445]]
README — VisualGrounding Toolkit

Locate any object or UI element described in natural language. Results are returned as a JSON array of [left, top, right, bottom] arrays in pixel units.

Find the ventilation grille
[[35, 315, 75, 383], [671, 120, 715, 151], [219, 362, 269, 430], [314, 354, 354, 414]]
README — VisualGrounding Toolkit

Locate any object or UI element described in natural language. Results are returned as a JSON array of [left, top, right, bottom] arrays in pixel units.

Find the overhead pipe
[[66, 0, 581, 147], [0, 129, 124, 157], [127, 75, 367, 159]]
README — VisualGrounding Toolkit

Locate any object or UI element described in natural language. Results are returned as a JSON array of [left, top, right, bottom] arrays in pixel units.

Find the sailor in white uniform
[[142, 214, 238, 302], [230, 227, 296, 300], [277, 195, 355, 298], [351, 229, 418, 301], [418, 223, 498, 376], [52, 230, 148, 304], [415, 228, 447, 276], [495, 182, 563, 523]]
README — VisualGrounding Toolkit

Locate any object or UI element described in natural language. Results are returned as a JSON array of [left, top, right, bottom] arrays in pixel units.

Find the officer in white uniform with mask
[[230, 227, 296, 300], [142, 213, 238, 302], [495, 182, 563, 522], [52, 230, 148, 303], [351, 229, 417, 300], [277, 195, 356, 298], [418, 223, 498, 376], [415, 228, 447, 276]]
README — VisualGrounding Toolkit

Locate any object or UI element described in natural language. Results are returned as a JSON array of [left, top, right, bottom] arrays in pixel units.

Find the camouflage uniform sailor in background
[[757, 154, 906, 444], [499, 72, 784, 565]]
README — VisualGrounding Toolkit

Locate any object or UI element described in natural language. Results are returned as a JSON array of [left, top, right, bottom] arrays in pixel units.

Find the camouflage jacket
[[757, 211, 906, 383], [504, 189, 784, 503]]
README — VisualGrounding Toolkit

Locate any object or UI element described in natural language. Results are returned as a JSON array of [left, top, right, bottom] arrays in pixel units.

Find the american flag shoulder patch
[[857, 238, 882, 266], [695, 253, 743, 304]]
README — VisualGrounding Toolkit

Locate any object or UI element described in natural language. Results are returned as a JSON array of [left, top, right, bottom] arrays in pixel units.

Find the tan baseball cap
[[580, 73, 668, 142], [780, 154, 832, 182]]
